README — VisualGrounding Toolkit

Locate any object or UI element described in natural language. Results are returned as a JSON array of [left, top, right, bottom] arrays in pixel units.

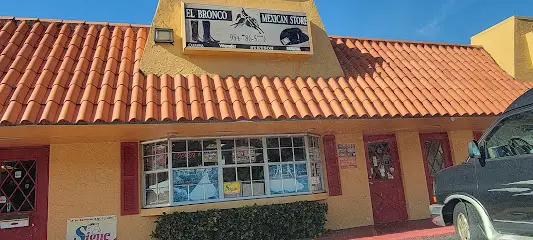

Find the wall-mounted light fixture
[[154, 28, 174, 43]]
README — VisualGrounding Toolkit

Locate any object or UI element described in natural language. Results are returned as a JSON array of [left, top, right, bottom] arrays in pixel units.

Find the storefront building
[[0, 0, 532, 239], [472, 16, 533, 81]]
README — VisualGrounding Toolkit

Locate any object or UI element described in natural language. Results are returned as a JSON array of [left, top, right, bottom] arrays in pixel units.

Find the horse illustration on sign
[[231, 9, 264, 34]]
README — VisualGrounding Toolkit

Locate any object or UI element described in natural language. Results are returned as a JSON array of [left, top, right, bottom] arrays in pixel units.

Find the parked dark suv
[[430, 89, 533, 240]]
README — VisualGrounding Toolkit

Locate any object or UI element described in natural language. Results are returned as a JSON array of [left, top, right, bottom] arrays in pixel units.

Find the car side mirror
[[468, 141, 481, 159], [468, 140, 486, 166]]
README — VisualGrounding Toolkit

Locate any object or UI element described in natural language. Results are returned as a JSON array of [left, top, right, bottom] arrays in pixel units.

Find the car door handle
[[369, 182, 373, 185]]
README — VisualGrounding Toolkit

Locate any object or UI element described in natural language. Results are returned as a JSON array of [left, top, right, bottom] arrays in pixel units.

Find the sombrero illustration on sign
[[280, 28, 309, 45]]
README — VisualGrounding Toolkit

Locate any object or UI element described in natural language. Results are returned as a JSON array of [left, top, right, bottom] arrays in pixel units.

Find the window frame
[[483, 108, 533, 161], [141, 134, 325, 209]]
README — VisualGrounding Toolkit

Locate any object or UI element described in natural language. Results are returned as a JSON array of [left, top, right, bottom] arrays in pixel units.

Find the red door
[[0, 147, 49, 240], [364, 135, 408, 224], [419, 133, 453, 201]]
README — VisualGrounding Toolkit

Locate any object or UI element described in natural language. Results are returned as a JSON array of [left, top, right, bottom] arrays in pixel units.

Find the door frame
[[363, 134, 408, 224], [419, 133, 453, 201], [0, 146, 49, 240]]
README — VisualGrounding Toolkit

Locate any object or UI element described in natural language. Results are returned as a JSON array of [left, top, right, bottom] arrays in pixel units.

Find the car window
[[485, 109, 533, 160]]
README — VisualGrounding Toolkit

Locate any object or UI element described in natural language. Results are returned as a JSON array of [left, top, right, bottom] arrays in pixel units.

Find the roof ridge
[[0, 16, 151, 28], [329, 35, 482, 49], [143, 73, 532, 84]]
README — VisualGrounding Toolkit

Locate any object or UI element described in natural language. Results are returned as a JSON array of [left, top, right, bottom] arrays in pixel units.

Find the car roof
[[505, 88, 533, 113]]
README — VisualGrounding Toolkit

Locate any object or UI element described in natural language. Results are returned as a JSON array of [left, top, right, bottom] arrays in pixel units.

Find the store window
[[142, 135, 324, 208]]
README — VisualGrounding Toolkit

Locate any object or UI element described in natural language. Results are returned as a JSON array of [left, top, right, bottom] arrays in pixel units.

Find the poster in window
[[203, 151, 218, 163], [235, 146, 252, 164], [66, 215, 117, 240], [311, 176, 322, 192], [337, 144, 357, 169], [223, 181, 241, 198], [309, 148, 320, 162]]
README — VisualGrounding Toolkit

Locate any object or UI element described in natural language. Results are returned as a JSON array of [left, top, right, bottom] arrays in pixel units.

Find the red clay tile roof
[[0, 17, 531, 125], [331, 36, 533, 116]]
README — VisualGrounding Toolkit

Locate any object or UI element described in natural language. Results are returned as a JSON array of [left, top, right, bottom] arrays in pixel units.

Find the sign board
[[337, 144, 357, 169], [182, 2, 312, 55], [223, 181, 241, 198], [67, 215, 117, 240]]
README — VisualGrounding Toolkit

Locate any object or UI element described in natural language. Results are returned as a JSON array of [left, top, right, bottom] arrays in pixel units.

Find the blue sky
[[1, 0, 532, 44]]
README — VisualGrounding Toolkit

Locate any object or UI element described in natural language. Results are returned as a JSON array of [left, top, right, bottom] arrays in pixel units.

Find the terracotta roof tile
[[0, 19, 530, 125], [330, 36, 532, 115]]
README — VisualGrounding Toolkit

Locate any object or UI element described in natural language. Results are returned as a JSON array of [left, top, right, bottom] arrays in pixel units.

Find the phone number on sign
[[229, 34, 267, 43]]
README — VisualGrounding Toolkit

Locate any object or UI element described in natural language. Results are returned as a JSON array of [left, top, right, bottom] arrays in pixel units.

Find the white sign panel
[[338, 144, 357, 169], [183, 2, 312, 54], [66, 215, 117, 240]]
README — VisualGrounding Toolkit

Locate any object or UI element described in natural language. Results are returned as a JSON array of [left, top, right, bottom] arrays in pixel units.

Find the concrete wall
[[139, 0, 344, 78], [396, 132, 430, 220], [471, 16, 516, 77]]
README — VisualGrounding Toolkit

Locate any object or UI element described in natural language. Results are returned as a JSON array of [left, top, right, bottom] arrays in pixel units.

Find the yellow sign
[[224, 182, 241, 198]]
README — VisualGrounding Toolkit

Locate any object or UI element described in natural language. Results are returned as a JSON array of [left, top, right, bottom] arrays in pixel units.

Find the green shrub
[[151, 201, 328, 240]]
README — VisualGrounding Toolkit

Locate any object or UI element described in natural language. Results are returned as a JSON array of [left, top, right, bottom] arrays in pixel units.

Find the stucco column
[[325, 133, 373, 230], [396, 132, 430, 220], [448, 130, 474, 165], [47, 143, 155, 240]]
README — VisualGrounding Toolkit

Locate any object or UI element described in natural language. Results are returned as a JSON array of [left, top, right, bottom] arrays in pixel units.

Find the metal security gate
[[364, 135, 408, 224], [419, 133, 453, 201], [0, 147, 49, 240]]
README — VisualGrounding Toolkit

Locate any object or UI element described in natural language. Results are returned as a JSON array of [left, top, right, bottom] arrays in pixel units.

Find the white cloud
[[417, 0, 457, 37]]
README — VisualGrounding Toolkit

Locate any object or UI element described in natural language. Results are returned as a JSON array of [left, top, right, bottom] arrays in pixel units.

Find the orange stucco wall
[[325, 133, 374, 230], [448, 130, 475, 165], [140, 0, 344, 78], [471, 16, 516, 78], [514, 17, 533, 81], [471, 15, 533, 81], [27, 117, 492, 238], [47, 142, 155, 240], [396, 132, 430, 220]]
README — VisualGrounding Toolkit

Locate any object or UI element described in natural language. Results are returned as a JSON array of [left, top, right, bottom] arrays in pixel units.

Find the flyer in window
[[203, 151, 218, 163], [223, 181, 241, 198], [235, 146, 251, 164]]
